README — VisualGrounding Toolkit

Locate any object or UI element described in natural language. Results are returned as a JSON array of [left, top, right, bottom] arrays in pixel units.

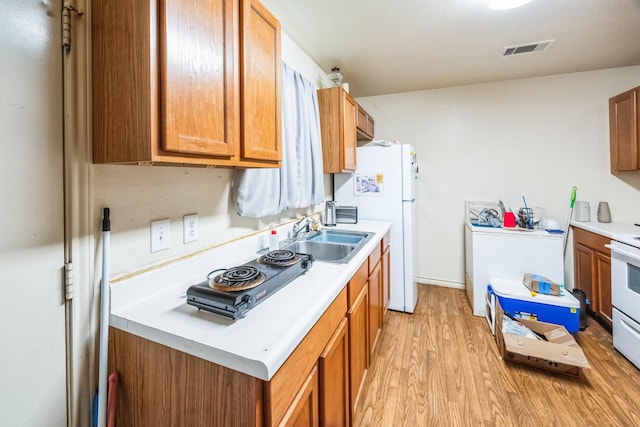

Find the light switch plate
[[151, 219, 171, 252]]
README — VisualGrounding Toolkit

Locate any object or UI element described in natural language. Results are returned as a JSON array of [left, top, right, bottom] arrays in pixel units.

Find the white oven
[[610, 239, 640, 369]]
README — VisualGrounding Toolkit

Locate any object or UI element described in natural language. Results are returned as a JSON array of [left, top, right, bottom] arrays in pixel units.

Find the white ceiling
[[261, 0, 640, 97]]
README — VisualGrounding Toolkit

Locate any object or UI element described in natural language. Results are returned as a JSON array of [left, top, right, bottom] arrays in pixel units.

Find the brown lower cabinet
[[108, 238, 390, 426], [319, 318, 350, 427], [572, 226, 613, 329], [348, 274, 369, 415], [279, 365, 319, 427]]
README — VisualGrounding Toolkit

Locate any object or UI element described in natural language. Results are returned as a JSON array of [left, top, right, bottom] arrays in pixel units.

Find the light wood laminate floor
[[353, 285, 640, 426]]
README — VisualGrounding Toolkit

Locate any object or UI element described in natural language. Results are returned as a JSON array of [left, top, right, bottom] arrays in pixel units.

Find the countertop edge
[[109, 315, 272, 380], [570, 220, 640, 240]]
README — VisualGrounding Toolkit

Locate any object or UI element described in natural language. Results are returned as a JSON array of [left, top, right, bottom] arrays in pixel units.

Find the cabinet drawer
[[348, 260, 369, 307], [572, 227, 611, 255], [368, 243, 382, 274]]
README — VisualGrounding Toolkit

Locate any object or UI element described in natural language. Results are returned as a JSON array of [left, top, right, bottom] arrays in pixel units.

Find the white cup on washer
[[574, 201, 590, 222]]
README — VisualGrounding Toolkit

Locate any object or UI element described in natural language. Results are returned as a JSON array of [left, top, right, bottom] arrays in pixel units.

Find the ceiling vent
[[502, 39, 555, 56]]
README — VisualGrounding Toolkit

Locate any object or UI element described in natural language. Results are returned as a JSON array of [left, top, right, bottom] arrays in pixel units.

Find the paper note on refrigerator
[[354, 173, 384, 196]]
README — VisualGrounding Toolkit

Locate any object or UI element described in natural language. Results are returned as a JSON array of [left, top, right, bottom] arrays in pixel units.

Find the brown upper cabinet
[[241, 0, 282, 163], [356, 104, 375, 141], [318, 86, 358, 173], [92, 0, 281, 168], [609, 85, 640, 174]]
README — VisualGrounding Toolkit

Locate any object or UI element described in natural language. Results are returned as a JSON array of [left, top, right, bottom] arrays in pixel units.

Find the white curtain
[[232, 63, 325, 217]]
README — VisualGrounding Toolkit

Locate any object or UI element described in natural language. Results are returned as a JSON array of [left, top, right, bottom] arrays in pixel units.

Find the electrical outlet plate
[[183, 214, 199, 244], [150, 219, 171, 252]]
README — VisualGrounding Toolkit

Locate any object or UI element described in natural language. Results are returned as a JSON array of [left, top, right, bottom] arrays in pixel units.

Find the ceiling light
[[489, 0, 532, 10]]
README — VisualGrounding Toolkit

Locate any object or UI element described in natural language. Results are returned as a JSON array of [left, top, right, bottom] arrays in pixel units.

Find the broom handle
[[563, 187, 577, 254]]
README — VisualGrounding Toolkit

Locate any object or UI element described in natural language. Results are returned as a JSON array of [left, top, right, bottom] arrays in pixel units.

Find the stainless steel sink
[[282, 229, 374, 264], [307, 229, 369, 245]]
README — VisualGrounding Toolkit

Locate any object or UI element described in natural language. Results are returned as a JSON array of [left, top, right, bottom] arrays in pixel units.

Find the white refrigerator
[[334, 144, 419, 313]]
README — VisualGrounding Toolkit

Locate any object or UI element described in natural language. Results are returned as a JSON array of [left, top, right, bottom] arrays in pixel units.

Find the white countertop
[[570, 220, 640, 247], [109, 220, 390, 381]]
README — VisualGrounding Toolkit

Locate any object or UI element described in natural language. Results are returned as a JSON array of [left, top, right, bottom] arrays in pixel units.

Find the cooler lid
[[490, 276, 579, 309]]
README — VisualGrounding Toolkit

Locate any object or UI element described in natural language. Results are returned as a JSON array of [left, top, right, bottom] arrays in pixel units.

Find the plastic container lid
[[490, 276, 579, 309]]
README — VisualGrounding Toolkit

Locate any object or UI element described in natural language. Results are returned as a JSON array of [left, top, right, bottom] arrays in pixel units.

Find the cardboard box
[[495, 299, 590, 377], [522, 272, 561, 296]]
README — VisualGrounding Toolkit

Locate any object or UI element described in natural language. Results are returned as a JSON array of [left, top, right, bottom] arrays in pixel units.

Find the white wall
[[356, 66, 640, 288], [0, 2, 68, 424], [94, 31, 333, 277]]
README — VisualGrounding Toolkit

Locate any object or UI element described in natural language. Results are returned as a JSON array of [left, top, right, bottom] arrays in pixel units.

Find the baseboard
[[417, 277, 465, 290]]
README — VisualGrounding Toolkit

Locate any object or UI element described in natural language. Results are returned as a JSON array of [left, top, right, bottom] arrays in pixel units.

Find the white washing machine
[[464, 221, 564, 317]]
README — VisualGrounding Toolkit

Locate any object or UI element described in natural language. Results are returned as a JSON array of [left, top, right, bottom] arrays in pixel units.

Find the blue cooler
[[488, 277, 580, 333]]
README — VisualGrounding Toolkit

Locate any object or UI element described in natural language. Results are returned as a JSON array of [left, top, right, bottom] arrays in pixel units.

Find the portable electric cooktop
[[186, 249, 313, 320]]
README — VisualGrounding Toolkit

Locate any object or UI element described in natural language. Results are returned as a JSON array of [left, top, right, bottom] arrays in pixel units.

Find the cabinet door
[[317, 87, 357, 173], [241, 0, 282, 163], [609, 88, 639, 173], [595, 252, 613, 328], [382, 245, 390, 320], [161, 0, 238, 157], [574, 243, 596, 313], [366, 115, 375, 139], [356, 104, 374, 141], [348, 285, 368, 414], [368, 260, 382, 357], [342, 93, 357, 171], [319, 318, 350, 427], [356, 106, 367, 135], [279, 365, 319, 427]]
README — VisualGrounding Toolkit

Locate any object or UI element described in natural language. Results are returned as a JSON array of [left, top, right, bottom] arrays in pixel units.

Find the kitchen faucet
[[292, 217, 312, 239]]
